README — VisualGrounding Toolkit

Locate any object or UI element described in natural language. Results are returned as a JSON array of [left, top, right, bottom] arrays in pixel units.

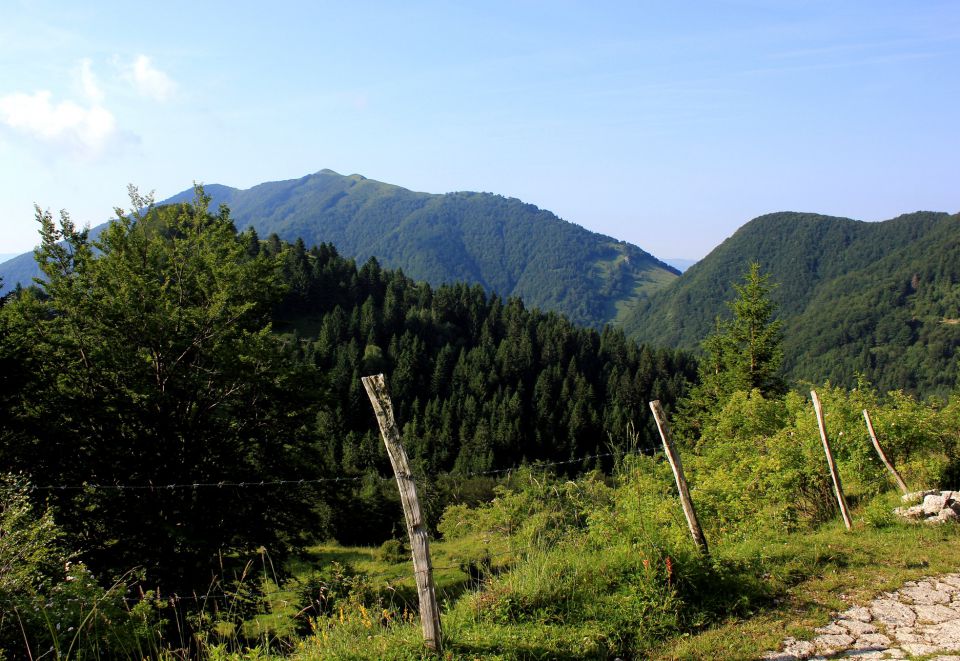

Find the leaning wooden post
[[649, 400, 709, 555], [361, 374, 442, 652], [862, 409, 910, 495], [810, 390, 853, 530]]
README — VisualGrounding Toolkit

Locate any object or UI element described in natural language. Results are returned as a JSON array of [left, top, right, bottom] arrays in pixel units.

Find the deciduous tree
[[2, 187, 328, 590]]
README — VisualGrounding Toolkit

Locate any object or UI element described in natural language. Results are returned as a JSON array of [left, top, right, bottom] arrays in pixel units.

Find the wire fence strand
[[19, 447, 645, 610], [26, 449, 636, 492]]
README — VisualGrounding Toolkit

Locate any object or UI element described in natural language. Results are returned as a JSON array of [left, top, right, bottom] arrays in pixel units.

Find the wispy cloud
[[79, 58, 104, 103], [122, 55, 176, 101], [0, 55, 174, 159]]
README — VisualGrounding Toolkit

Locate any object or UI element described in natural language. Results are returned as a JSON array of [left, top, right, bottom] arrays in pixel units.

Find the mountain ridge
[[0, 170, 678, 329], [625, 209, 960, 395]]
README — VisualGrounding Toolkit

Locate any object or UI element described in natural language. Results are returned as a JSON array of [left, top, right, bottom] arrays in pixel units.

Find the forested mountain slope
[[267, 238, 695, 542], [1, 170, 678, 328], [0, 194, 695, 572], [625, 211, 960, 395]]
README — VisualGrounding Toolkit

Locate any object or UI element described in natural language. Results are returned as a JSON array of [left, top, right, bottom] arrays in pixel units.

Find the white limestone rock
[[938, 507, 959, 522], [924, 494, 948, 515], [838, 618, 877, 637], [902, 490, 938, 504], [871, 598, 917, 627], [814, 633, 855, 654]]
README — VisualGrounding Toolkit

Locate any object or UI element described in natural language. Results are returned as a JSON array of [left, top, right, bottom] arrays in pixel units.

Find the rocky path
[[761, 573, 960, 660]]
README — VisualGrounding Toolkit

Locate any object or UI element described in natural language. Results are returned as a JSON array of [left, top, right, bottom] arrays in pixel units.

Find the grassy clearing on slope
[[275, 514, 959, 661], [610, 266, 679, 327]]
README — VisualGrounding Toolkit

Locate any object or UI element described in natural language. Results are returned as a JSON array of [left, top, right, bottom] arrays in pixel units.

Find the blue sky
[[1, 1, 957, 260]]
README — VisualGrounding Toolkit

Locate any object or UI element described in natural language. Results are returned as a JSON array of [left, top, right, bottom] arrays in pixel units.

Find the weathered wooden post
[[361, 374, 442, 652], [810, 390, 853, 530], [649, 400, 709, 555], [862, 409, 910, 495]]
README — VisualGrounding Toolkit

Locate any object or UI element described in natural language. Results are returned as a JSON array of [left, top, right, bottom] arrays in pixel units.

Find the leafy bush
[[294, 561, 373, 620], [677, 383, 959, 539], [377, 538, 408, 564], [862, 491, 900, 528], [683, 390, 834, 537], [437, 467, 614, 554]]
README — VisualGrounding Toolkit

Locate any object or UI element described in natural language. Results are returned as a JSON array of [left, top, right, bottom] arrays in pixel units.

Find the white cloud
[[0, 90, 116, 156], [0, 59, 120, 158], [124, 55, 176, 101], [79, 58, 104, 103]]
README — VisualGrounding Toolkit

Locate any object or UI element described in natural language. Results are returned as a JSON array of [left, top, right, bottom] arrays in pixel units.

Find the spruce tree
[[707, 262, 784, 398], [677, 263, 784, 442]]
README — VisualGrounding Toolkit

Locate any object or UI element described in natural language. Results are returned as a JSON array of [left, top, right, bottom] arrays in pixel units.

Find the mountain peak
[[0, 171, 677, 328]]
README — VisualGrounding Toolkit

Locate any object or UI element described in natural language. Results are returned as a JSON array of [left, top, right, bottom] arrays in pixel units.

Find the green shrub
[[862, 492, 900, 528], [295, 561, 374, 620], [0, 474, 163, 658], [377, 538, 407, 564], [437, 467, 613, 551], [679, 384, 958, 538]]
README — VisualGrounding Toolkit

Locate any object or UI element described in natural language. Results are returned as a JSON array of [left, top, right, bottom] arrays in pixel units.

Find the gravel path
[[761, 573, 960, 660]]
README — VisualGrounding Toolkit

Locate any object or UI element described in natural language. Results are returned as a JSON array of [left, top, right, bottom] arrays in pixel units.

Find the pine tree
[[677, 263, 784, 442], [721, 262, 784, 395]]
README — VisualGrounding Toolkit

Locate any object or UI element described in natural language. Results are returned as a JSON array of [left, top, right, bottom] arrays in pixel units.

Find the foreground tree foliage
[[2, 188, 327, 591], [0, 475, 163, 657]]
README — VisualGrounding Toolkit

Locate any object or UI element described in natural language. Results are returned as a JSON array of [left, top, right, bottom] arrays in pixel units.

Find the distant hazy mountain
[[625, 211, 960, 396], [0, 251, 38, 292], [0, 170, 679, 328], [663, 258, 697, 273]]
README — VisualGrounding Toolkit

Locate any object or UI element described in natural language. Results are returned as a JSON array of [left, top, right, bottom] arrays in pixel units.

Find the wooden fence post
[[361, 374, 442, 652], [810, 390, 853, 530], [862, 409, 910, 495], [649, 400, 709, 555]]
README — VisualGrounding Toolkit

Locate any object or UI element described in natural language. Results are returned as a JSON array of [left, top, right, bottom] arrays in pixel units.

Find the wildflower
[[359, 604, 372, 628]]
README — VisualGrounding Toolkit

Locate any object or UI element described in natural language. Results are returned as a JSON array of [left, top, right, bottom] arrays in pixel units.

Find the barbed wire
[[26, 449, 638, 492], [19, 448, 645, 609], [28, 476, 367, 492]]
